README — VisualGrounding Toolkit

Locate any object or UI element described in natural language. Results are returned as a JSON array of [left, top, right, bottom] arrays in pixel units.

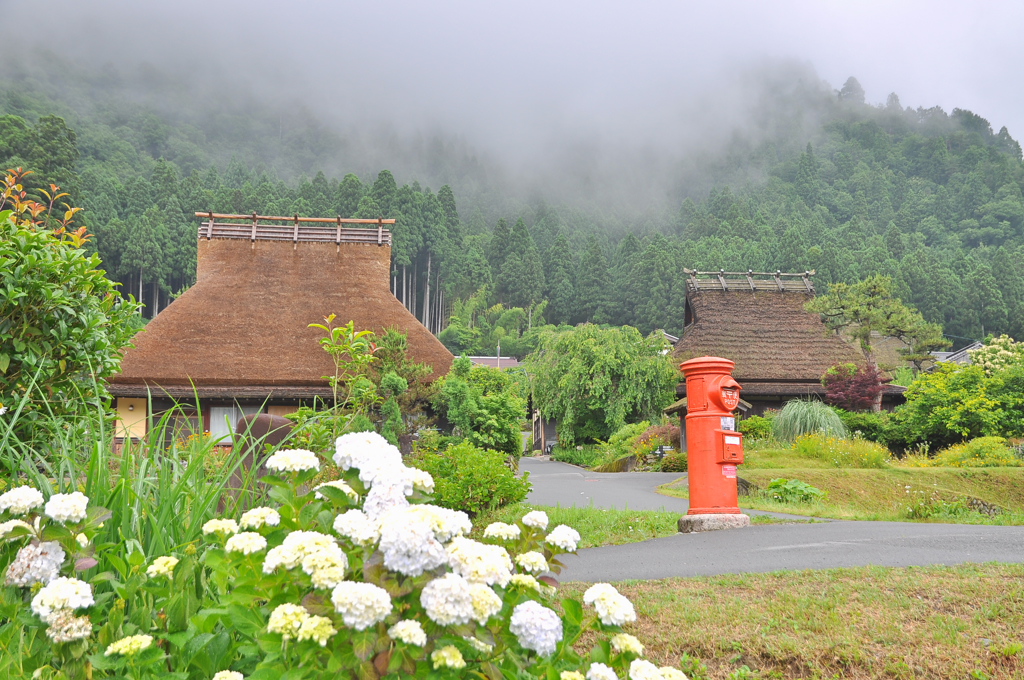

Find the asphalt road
[[520, 456, 1024, 582]]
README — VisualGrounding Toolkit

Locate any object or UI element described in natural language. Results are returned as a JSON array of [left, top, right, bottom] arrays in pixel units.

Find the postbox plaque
[[721, 388, 739, 411]]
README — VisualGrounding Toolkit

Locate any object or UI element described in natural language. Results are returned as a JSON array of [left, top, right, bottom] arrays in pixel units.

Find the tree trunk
[[412, 261, 418, 320], [863, 346, 882, 412], [139, 269, 144, 316], [402, 265, 408, 309], [152, 280, 160, 317], [423, 252, 432, 328]]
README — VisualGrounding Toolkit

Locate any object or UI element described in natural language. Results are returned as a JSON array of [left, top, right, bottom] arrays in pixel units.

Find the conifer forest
[[2, 60, 1022, 357]]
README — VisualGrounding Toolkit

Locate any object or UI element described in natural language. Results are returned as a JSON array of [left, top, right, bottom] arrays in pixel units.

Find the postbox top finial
[[679, 355, 735, 376]]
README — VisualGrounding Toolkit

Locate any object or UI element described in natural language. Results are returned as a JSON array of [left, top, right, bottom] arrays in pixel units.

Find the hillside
[[1, 63, 1022, 354]]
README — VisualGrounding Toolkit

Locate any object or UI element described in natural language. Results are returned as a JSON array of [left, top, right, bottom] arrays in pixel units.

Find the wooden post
[[293, 214, 299, 249], [251, 212, 258, 248], [206, 211, 214, 240], [377, 218, 383, 246], [336, 216, 342, 253]]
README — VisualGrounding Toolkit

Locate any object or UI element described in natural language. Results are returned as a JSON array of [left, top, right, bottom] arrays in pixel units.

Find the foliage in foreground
[[0, 431, 688, 680], [0, 169, 140, 434], [526, 325, 677, 445], [431, 356, 526, 457]]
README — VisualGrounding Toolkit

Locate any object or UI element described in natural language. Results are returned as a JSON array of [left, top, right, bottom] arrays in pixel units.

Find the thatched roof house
[[109, 213, 453, 441], [668, 270, 905, 416]]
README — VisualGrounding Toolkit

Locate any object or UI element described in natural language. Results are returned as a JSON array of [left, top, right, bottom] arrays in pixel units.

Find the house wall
[[114, 398, 148, 439]]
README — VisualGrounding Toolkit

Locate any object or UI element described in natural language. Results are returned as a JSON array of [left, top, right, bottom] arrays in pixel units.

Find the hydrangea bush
[[1, 432, 686, 680]]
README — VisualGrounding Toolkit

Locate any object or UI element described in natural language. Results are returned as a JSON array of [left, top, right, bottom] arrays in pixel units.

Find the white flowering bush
[[968, 334, 1024, 375], [0, 435, 680, 680]]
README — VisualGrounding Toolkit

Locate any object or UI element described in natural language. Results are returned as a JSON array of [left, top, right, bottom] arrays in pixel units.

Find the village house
[[667, 270, 906, 422], [108, 213, 453, 444]]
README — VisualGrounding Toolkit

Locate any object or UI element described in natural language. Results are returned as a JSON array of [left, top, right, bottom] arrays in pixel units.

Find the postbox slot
[[714, 428, 743, 464]]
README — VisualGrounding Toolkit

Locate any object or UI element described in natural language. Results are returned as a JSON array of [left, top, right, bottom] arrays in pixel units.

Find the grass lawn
[[562, 563, 1024, 680], [658, 467, 1024, 524], [472, 503, 681, 548]]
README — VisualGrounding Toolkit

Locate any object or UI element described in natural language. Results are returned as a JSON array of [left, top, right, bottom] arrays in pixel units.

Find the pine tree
[[488, 218, 512, 283], [574, 236, 612, 324], [370, 170, 398, 217], [498, 219, 545, 308], [335, 173, 364, 217], [544, 231, 575, 325]]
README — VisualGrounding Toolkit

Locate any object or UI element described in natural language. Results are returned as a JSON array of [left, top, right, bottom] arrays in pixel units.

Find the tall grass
[[772, 399, 848, 441], [0, 387, 281, 573]]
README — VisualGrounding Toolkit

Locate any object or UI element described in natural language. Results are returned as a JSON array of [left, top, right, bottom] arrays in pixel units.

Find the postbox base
[[678, 513, 751, 534]]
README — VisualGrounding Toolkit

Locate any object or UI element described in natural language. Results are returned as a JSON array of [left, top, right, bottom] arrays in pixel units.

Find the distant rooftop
[[195, 212, 395, 246], [684, 269, 815, 294], [467, 356, 521, 369]]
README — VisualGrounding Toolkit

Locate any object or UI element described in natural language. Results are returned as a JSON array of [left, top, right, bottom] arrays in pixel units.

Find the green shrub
[[433, 356, 526, 457], [765, 478, 825, 503], [772, 399, 848, 441], [738, 415, 772, 440], [932, 437, 1022, 468], [408, 440, 530, 514], [551, 445, 604, 468], [792, 433, 891, 468], [835, 409, 887, 442], [658, 451, 688, 472]]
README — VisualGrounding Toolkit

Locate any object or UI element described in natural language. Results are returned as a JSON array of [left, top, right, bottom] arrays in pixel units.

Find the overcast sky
[[5, 0, 1023, 207]]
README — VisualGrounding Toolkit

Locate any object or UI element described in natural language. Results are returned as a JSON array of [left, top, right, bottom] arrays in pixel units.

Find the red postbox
[[680, 356, 744, 516]]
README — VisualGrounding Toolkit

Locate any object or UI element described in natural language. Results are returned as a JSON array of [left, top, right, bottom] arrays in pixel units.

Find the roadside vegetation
[[564, 563, 1024, 680], [473, 503, 681, 549]]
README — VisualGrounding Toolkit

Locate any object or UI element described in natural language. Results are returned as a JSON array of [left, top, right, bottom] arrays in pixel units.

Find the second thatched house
[[108, 213, 453, 442], [667, 270, 905, 418]]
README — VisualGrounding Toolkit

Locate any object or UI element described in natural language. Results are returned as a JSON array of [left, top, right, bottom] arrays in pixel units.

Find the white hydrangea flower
[[0, 519, 32, 539], [301, 547, 348, 589], [420, 572, 474, 626], [239, 507, 281, 529], [45, 608, 92, 643], [5, 541, 65, 587], [266, 449, 320, 473], [212, 672, 244, 680], [464, 635, 494, 653], [377, 507, 452, 577], [333, 431, 400, 471], [659, 668, 689, 680], [561, 672, 586, 680], [629, 659, 662, 680], [297, 615, 338, 646], [262, 531, 338, 573], [202, 519, 239, 536], [509, 600, 562, 656], [75, 533, 89, 548], [405, 505, 472, 542], [315, 480, 358, 501], [516, 551, 548, 574], [31, 577, 94, 617], [483, 522, 521, 541], [146, 555, 179, 578], [333, 509, 380, 546], [410, 468, 434, 493], [509, 574, 541, 591], [546, 525, 581, 552], [44, 492, 89, 524], [522, 510, 549, 529], [468, 582, 503, 624], [361, 466, 413, 520], [104, 634, 153, 657], [225, 532, 268, 555], [330, 582, 393, 631], [267, 603, 309, 641], [388, 619, 427, 646], [431, 645, 466, 670], [0, 486, 45, 516], [587, 663, 619, 680], [583, 583, 636, 626], [446, 536, 513, 586], [610, 633, 644, 656]]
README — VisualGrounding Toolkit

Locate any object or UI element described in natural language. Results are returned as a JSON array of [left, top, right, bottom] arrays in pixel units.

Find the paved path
[[520, 457, 1024, 582]]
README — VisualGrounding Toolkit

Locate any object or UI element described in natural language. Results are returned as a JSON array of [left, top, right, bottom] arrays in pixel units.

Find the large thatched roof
[[108, 219, 452, 399], [671, 274, 862, 384]]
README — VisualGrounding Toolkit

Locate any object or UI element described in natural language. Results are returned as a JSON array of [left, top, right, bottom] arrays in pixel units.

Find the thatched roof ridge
[[671, 288, 862, 382], [109, 236, 452, 396]]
